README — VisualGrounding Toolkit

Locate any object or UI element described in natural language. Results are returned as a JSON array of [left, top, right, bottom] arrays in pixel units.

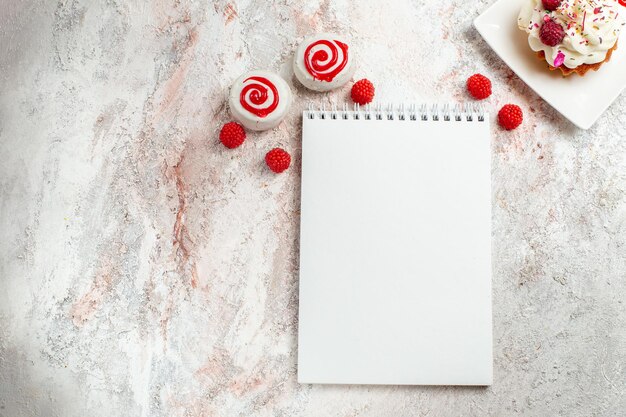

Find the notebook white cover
[[298, 106, 493, 386]]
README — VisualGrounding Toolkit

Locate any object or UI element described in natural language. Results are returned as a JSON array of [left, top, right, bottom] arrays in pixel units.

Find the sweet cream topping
[[518, 0, 625, 68], [303, 39, 349, 82], [239, 76, 279, 118]]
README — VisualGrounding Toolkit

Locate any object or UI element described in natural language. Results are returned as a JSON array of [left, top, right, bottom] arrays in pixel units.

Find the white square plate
[[474, 0, 626, 129]]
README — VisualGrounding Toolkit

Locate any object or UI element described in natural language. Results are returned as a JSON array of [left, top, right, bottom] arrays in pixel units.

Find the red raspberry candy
[[466, 74, 492, 100], [351, 79, 375, 105], [540, 20, 565, 46], [542, 0, 562, 11], [219, 122, 246, 149], [265, 148, 291, 173], [498, 104, 523, 130]]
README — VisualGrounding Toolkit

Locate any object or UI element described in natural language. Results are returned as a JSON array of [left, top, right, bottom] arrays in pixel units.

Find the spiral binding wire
[[305, 102, 486, 122]]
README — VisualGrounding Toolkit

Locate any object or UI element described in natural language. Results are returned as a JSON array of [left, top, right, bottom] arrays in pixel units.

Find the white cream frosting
[[229, 70, 292, 131], [293, 33, 355, 92], [518, 0, 625, 68]]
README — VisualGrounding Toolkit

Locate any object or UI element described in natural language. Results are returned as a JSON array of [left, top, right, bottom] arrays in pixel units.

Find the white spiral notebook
[[297, 104, 493, 386]]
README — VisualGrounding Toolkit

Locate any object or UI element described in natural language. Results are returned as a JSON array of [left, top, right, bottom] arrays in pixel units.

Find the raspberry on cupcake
[[539, 19, 565, 46], [517, 0, 626, 76], [542, 0, 561, 11]]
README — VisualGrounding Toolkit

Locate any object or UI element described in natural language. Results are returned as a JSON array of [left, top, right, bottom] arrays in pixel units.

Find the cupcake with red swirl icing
[[229, 70, 293, 131], [518, 0, 625, 76], [293, 33, 356, 91]]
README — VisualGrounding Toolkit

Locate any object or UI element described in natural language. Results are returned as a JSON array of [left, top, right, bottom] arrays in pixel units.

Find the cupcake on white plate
[[518, 0, 625, 76]]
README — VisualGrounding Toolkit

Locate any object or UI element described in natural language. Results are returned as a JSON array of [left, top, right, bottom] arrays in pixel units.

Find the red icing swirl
[[303, 39, 349, 82], [239, 76, 279, 118]]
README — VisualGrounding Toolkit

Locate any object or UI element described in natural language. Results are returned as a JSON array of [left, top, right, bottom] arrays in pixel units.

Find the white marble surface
[[1, 0, 626, 416]]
